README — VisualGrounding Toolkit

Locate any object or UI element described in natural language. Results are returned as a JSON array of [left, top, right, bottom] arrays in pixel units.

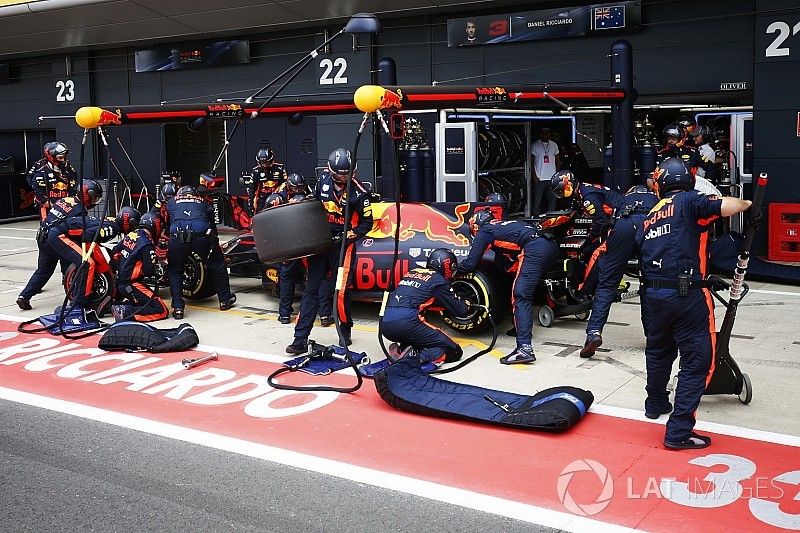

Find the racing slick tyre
[[182, 252, 215, 300], [63, 264, 114, 317], [251, 200, 332, 263], [442, 270, 506, 333]]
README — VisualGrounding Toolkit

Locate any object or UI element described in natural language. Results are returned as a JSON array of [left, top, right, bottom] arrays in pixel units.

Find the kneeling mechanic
[[380, 248, 471, 368]]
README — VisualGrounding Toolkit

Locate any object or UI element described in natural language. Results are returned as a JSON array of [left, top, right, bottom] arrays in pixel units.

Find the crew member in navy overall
[[578, 183, 659, 358], [243, 148, 287, 215], [636, 157, 751, 450], [18, 179, 116, 310], [380, 248, 471, 367], [457, 210, 561, 364], [110, 208, 169, 322], [28, 142, 78, 221], [286, 148, 372, 354], [164, 185, 236, 319], [549, 169, 622, 298]]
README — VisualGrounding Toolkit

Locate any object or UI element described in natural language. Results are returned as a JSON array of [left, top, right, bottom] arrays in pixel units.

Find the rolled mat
[[374, 357, 594, 432]]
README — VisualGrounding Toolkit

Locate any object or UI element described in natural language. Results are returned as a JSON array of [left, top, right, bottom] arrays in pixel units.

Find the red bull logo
[[97, 108, 123, 126], [207, 104, 242, 112], [379, 88, 403, 110], [476, 87, 507, 95], [370, 203, 470, 247], [643, 204, 675, 230], [475, 87, 508, 105]]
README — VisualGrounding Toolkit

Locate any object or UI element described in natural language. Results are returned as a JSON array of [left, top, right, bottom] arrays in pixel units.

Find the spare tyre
[[251, 200, 332, 263]]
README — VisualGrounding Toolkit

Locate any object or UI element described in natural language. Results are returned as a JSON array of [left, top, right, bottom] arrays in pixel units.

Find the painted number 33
[[662, 453, 800, 529]]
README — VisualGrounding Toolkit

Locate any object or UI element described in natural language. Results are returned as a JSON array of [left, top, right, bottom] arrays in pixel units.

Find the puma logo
[[652, 258, 663, 269]]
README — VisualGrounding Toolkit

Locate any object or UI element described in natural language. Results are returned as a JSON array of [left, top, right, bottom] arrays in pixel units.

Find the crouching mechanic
[[458, 210, 560, 364], [380, 249, 471, 367], [110, 208, 169, 322], [636, 157, 751, 450], [164, 185, 236, 319]]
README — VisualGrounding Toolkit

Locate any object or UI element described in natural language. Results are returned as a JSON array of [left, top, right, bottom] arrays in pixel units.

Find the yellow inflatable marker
[[354, 85, 403, 113], [75, 106, 123, 128]]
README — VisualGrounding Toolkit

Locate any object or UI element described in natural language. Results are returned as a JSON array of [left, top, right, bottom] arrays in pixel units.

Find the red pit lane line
[[0, 315, 798, 532]]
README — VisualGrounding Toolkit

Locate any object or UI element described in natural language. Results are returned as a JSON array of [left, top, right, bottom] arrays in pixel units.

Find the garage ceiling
[[0, 0, 544, 58]]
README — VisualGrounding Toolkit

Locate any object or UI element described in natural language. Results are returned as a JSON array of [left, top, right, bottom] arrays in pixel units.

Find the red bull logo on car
[[369, 203, 471, 246]]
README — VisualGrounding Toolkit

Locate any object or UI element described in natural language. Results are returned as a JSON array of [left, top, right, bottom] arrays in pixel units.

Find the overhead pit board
[[447, 1, 641, 47]]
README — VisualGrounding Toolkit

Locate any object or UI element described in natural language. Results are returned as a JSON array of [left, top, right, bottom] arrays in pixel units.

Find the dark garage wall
[[0, 0, 758, 196], [752, 0, 800, 255]]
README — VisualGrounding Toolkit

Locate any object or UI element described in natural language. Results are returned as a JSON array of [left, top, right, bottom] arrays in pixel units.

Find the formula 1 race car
[[214, 197, 597, 332], [221, 200, 509, 332]]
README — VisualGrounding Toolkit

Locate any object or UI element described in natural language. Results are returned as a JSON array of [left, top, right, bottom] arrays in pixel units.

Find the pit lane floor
[[2, 219, 799, 532]]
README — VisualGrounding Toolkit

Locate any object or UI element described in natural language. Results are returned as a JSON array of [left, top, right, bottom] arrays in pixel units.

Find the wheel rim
[[183, 258, 199, 290], [90, 274, 109, 301], [450, 279, 482, 321]]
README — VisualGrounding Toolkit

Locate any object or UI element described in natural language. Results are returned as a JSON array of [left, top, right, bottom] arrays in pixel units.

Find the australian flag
[[593, 5, 625, 30]]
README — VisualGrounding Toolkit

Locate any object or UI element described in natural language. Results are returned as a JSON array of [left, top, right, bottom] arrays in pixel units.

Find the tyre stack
[[477, 126, 527, 215]]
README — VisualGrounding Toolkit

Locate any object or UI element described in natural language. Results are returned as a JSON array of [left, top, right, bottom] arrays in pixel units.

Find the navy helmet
[[484, 192, 507, 204], [116, 206, 140, 234], [177, 185, 198, 197], [256, 148, 275, 167], [139, 211, 163, 239], [327, 148, 354, 184], [468, 209, 494, 236], [80, 179, 103, 208], [427, 248, 458, 280], [652, 157, 694, 197]]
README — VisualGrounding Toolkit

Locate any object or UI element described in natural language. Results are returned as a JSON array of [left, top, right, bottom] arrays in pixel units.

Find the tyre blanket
[[98, 321, 199, 352], [374, 357, 593, 432]]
